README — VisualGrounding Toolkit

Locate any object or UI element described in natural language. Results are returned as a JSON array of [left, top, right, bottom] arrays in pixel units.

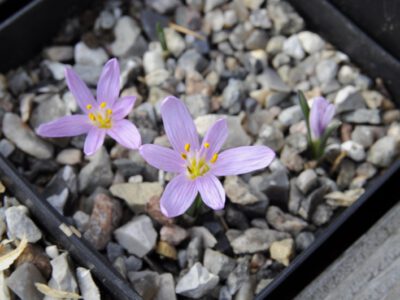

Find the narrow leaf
[[156, 22, 169, 52], [297, 90, 310, 120], [35, 283, 82, 299], [0, 238, 28, 271]]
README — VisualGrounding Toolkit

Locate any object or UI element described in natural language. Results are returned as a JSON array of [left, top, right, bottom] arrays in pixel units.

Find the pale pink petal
[[200, 118, 228, 161], [322, 103, 335, 129], [36, 115, 91, 137], [65, 68, 96, 112], [140, 144, 184, 173], [160, 174, 198, 218], [107, 119, 141, 150], [84, 128, 106, 156], [112, 96, 136, 120], [196, 175, 225, 210], [212, 145, 275, 176], [96, 58, 120, 107], [161, 96, 200, 153]]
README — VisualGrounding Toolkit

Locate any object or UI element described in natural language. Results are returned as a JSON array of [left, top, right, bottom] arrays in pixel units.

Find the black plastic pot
[[0, 1, 399, 300]]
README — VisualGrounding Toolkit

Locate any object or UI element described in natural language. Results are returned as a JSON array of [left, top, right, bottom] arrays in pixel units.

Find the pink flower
[[140, 96, 275, 218], [36, 58, 141, 155], [309, 96, 335, 140]]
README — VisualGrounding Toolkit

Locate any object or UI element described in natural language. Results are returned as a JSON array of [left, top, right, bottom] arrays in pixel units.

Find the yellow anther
[[204, 142, 210, 148], [210, 153, 218, 163], [184, 143, 190, 152], [86, 104, 92, 110], [100, 102, 107, 108], [88, 113, 96, 121], [181, 153, 187, 160], [106, 108, 113, 115]]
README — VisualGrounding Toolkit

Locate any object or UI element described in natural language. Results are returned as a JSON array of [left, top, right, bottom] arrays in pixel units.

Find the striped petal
[[36, 115, 91, 137], [65, 68, 96, 113], [196, 175, 225, 210], [140, 144, 184, 173], [84, 128, 106, 156], [96, 58, 120, 107]]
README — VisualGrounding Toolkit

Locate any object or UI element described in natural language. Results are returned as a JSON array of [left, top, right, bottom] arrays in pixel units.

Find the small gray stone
[[187, 236, 203, 268], [249, 9, 271, 29], [222, 79, 246, 114], [341, 140, 366, 162], [43, 60, 68, 80], [335, 87, 366, 114], [5, 206, 42, 243], [73, 64, 102, 86], [342, 109, 381, 124], [351, 126, 375, 148], [257, 124, 285, 152], [45, 253, 78, 300], [283, 35, 305, 60], [160, 225, 188, 246], [227, 256, 250, 295], [78, 147, 113, 193], [146, 0, 179, 13], [176, 262, 219, 298], [298, 185, 330, 220], [336, 159, 356, 190], [44, 46, 74, 62], [316, 59, 338, 84], [266, 36, 285, 55], [110, 182, 163, 213], [73, 210, 90, 232], [164, 28, 186, 57], [111, 16, 142, 57], [114, 215, 157, 257], [30, 94, 67, 129], [231, 228, 290, 254], [296, 169, 318, 195], [297, 31, 325, 54], [251, 169, 289, 207], [0, 139, 15, 158], [245, 30, 269, 50], [312, 203, 334, 226], [129, 270, 160, 300], [266, 206, 308, 235], [286, 133, 308, 153], [225, 176, 266, 205], [338, 65, 358, 85], [183, 94, 211, 118], [289, 178, 305, 215], [97, 10, 115, 30], [3, 113, 53, 159], [205, 0, 227, 11], [367, 136, 399, 167], [7, 263, 46, 300], [188, 227, 217, 248], [155, 273, 176, 300], [204, 248, 236, 280], [74, 42, 108, 66], [178, 49, 208, 73], [56, 148, 82, 165], [267, 1, 304, 35], [257, 68, 290, 92], [76, 268, 101, 300], [281, 146, 304, 173], [278, 105, 303, 127], [295, 231, 315, 251]]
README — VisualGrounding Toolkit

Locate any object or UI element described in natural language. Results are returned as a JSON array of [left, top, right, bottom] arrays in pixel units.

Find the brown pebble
[[83, 193, 122, 250], [146, 196, 174, 226], [340, 123, 352, 142], [15, 244, 52, 278], [156, 241, 177, 260]]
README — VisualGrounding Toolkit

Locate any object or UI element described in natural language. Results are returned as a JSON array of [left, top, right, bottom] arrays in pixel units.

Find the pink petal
[[96, 58, 120, 107], [200, 118, 228, 161], [112, 96, 136, 120], [161, 96, 200, 153], [160, 174, 198, 218], [196, 175, 225, 210], [212, 145, 275, 176], [65, 68, 97, 113], [36, 115, 91, 137], [107, 119, 141, 150], [140, 144, 184, 173], [84, 128, 106, 156]]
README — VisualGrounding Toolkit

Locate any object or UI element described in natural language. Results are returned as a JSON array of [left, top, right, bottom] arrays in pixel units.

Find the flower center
[[87, 102, 113, 129], [181, 143, 218, 180]]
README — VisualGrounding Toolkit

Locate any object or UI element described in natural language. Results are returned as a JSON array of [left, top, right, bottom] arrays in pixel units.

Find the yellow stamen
[[181, 153, 187, 160], [88, 113, 96, 121], [100, 102, 107, 108], [86, 104, 92, 110], [184, 143, 190, 152], [210, 153, 218, 163], [204, 142, 210, 148], [106, 108, 112, 116]]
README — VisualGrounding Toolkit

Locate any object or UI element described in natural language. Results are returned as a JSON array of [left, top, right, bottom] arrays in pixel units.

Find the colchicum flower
[[37, 58, 141, 155], [140, 96, 275, 218], [309, 96, 335, 140], [298, 91, 338, 159]]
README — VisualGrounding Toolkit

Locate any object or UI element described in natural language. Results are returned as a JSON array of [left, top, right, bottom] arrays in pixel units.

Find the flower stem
[[186, 194, 203, 218]]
